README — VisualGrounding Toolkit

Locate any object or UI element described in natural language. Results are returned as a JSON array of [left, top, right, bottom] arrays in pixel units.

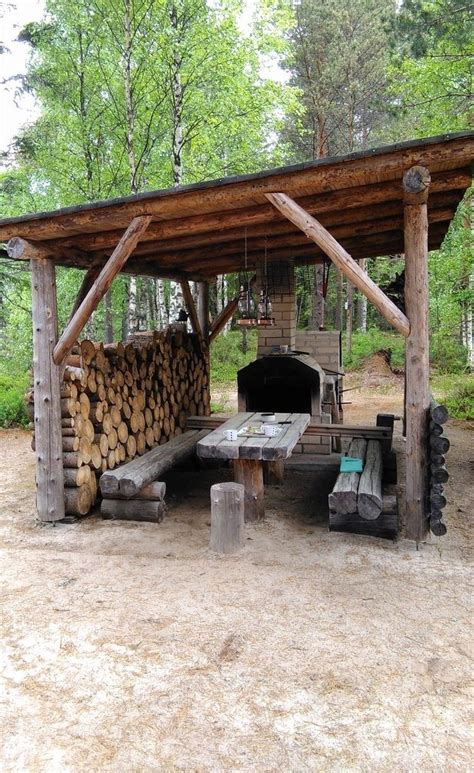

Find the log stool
[[210, 482, 245, 554]]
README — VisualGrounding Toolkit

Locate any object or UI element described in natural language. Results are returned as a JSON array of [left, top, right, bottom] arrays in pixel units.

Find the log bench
[[328, 438, 398, 539], [99, 429, 208, 521]]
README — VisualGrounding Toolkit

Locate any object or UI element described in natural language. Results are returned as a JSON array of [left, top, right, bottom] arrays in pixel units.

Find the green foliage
[[430, 334, 468, 374], [210, 329, 257, 384], [343, 329, 405, 371], [281, 0, 396, 159], [431, 374, 474, 421], [388, 0, 472, 137], [0, 374, 29, 428]]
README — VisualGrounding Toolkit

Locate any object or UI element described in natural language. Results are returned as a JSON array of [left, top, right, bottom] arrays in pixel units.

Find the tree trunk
[[356, 259, 368, 331], [104, 289, 113, 343], [31, 259, 65, 521], [311, 264, 325, 329], [346, 281, 353, 357], [335, 268, 343, 331]]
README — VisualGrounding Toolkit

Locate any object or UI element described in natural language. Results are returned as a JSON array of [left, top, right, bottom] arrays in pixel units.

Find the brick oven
[[237, 353, 326, 417], [237, 260, 342, 455]]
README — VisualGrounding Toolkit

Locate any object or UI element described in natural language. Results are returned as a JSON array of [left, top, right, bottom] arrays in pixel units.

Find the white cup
[[280, 344, 288, 353], [263, 423, 278, 437], [224, 429, 238, 441], [261, 412, 276, 422]]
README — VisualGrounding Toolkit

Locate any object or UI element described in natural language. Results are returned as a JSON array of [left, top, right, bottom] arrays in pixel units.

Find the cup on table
[[263, 423, 279, 437], [224, 429, 238, 441], [261, 412, 276, 423], [279, 344, 288, 353]]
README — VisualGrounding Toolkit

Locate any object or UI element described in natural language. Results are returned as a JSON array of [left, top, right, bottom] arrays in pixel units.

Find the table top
[[197, 412, 310, 461]]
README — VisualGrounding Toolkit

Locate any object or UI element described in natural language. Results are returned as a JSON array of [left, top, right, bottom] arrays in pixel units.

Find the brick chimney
[[257, 259, 296, 357]]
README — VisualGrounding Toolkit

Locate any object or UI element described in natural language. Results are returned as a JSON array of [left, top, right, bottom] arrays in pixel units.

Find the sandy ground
[[0, 383, 472, 771]]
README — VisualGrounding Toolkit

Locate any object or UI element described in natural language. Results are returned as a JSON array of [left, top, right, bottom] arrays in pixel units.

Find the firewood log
[[63, 465, 92, 487], [63, 452, 83, 468], [62, 436, 80, 453], [64, 484, 92, 515], [101, 499, 165, 522], [80, 339, 96, 365], [90, 444, 102, 470]]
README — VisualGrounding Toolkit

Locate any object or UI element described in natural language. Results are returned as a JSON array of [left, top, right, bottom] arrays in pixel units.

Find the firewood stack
[[27, 330, 210, 517]]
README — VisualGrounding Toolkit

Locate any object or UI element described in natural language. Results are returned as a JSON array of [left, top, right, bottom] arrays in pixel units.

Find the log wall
[[28, 329, 210, 517]]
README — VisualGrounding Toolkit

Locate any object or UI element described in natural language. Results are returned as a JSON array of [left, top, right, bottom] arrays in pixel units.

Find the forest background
[[0, 0, 472, 425]]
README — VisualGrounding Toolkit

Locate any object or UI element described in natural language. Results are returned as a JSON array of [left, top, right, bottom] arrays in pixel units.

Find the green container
[[340, 456, 364, 473]]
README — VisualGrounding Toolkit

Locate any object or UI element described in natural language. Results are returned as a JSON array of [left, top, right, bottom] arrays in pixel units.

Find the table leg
[[233, 459, 265, 522], [263, 459, 285, 485]]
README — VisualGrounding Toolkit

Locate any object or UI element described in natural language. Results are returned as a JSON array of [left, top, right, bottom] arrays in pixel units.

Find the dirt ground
[[0, 381, 472, 771]]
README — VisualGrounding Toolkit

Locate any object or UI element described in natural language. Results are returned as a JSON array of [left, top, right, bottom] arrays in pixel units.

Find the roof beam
[[265, 192, 411, 337], [0, 134, 471, 242], [53, 215, 151, 366], [127, 221, 449, 278], [34, 167, 471, 253], [131, 196, 458, 259]]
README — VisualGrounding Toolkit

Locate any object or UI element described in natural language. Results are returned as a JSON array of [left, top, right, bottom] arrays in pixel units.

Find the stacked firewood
[[428, 399, 450, 536], [27, 330, 210, 517]]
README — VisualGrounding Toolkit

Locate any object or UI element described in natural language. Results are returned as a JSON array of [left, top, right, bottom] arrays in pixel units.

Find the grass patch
[[210, 329, 257, 385], [431, 373, 474, 421], [344, 329, 405, 371], [0, 373, 30, 428]]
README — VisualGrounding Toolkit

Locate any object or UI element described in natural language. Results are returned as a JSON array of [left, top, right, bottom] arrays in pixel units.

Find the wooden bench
[[99, 429, 208, 521], [328, 438, 398, 539]]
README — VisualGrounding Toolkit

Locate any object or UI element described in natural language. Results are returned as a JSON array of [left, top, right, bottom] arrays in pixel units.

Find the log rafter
[[53, 215, 152, 366], [265, 192, 411, 337]]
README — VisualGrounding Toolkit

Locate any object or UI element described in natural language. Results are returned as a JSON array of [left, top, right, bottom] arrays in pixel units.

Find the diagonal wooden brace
[[265, 192, 410, 337], [53, 215, 152, 365]]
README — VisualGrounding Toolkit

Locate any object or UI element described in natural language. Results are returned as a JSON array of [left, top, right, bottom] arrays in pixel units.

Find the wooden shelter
[[0, 131, 472, 540]]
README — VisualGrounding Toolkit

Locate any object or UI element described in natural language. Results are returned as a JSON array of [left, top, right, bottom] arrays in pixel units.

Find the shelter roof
[[0, 131, 472, 279]]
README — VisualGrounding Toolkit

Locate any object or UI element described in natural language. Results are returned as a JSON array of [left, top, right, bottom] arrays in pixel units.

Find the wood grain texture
[[53, 215, 152, 365], [31, 259, 65, 522], [209, 482, 245, 554], [265, 192, 410, 337], [196, 412, 310, 462], [328, 438, 367, 515], [100, 429, 208, 498], [357, 440, 383, 520], [101, 499, 166, 522], [233, 459, 265, 522], [403, 166, 431, 542]]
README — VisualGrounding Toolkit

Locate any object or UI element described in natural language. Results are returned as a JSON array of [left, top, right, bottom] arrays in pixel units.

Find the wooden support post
[[180, 279, 203, 342], [197, 281, 210, 340], [31, 259, 65, 522], [263, 459, 285, 486], [265, 192, 410, 337], [53, 215, 152, 365], [209, 482, 245, 553], [68, 264, 102, 323], [233, 459, 265, 522], [403, 165, 431, 542]]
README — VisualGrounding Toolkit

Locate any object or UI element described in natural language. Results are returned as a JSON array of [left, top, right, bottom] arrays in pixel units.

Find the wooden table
[[197, 412, 310, 521]]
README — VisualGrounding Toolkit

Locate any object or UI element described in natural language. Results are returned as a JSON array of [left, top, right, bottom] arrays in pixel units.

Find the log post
[[263, 460, 285, 485], [209, 482, 245, 554], [233, 459, 265, 522], [31, 259, 65, 522], [403, 165, 431, 542]]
